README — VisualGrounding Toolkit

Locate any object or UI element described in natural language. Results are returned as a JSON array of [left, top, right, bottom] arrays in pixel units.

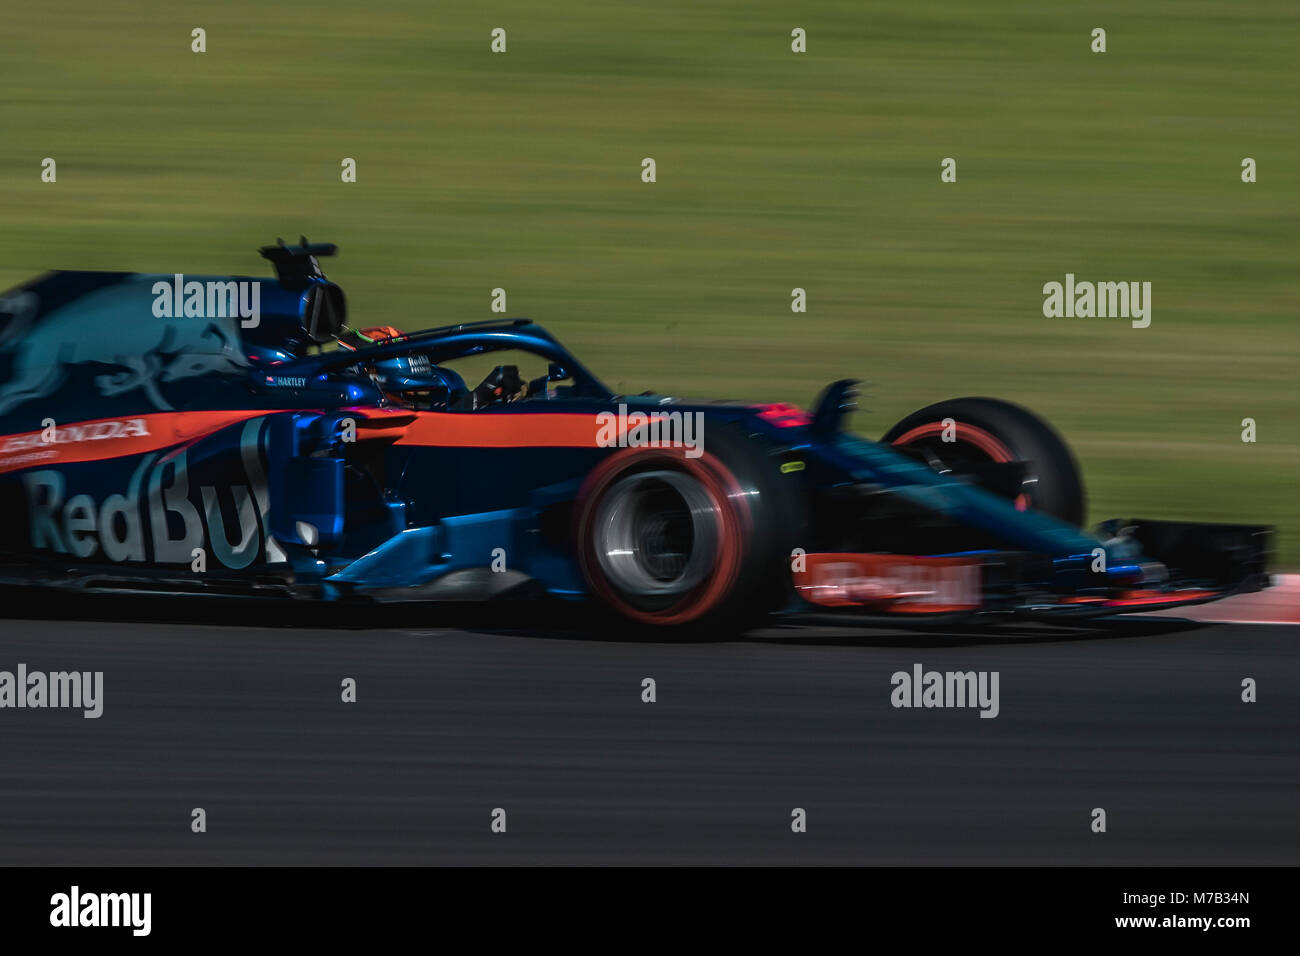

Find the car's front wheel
[[882, 396, 1086, 526]]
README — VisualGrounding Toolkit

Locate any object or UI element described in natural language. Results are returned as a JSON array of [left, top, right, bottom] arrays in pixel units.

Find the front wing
[[791, 520, 1274, 620]]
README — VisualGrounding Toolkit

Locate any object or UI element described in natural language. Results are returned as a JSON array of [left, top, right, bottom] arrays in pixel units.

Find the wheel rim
[[591, 470, 721, 601]]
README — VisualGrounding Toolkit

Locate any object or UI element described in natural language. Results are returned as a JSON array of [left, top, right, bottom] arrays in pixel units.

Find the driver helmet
[[371, 352, 466, 409], [345, 326, 467, 409]]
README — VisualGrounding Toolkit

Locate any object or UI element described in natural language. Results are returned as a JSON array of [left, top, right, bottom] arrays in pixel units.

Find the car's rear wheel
[[881, 396, 1085, 526], [574, 427, 797, 631]]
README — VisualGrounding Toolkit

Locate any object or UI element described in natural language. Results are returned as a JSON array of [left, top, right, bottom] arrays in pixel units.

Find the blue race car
[[0, 240, 1273, 629]]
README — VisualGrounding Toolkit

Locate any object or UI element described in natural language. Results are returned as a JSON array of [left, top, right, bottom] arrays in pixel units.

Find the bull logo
[[0, 277, 250, 414]]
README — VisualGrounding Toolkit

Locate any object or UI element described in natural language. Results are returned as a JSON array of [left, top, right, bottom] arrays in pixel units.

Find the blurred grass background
[[1, 1, 1296, 563]]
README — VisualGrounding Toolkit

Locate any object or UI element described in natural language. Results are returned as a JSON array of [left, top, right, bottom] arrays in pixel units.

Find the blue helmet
[[371, 352, 468, 409]]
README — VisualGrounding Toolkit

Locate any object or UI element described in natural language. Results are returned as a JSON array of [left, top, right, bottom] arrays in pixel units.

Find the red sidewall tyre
[[882, 396, 1086, 527], [574, 427, 798, 630]]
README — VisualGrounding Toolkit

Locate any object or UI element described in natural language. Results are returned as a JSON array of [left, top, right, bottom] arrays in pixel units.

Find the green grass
[[1, 1, 1297, 563]]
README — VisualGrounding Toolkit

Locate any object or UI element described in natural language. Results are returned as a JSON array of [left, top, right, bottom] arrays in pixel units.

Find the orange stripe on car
[[0, 410, 276, 474], [0, 407, 612, 473], [395, 411, 605, 448]]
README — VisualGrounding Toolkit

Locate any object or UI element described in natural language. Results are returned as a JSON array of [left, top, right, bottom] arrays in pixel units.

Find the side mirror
[[302, 283, 346, 342], [547, 362, 570, 382]]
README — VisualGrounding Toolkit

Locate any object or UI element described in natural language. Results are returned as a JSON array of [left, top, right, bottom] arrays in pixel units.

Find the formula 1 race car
[[0, 240, 1274, 630]]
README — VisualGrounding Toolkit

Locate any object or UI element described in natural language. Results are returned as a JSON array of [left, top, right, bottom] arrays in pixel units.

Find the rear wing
[[259, 237, 337, 285]]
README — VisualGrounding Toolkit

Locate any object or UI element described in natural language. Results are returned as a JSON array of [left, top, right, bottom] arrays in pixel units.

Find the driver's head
[[371, 354, 466, 409]]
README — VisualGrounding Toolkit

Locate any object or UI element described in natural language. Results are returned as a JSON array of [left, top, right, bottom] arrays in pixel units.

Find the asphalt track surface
[[0, 594, 1296, 865]]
